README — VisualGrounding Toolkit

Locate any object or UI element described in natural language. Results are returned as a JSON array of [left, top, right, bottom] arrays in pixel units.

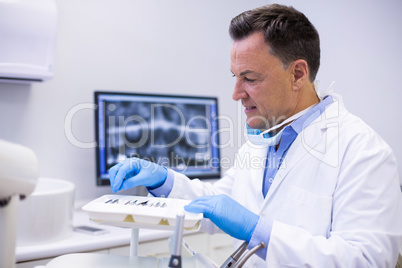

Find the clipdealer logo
[[63, 93, 340, 169], [64, 102, 96, 149]]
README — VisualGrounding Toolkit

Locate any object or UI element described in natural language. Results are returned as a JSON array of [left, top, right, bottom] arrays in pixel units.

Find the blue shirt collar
[[290, 95, 334, 134]]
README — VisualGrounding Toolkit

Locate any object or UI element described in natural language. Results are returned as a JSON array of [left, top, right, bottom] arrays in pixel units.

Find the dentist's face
[[231, 32, 298, 131]]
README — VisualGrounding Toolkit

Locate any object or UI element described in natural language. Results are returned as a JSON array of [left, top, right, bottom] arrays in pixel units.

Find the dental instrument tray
[[82, 195, 203, 231]]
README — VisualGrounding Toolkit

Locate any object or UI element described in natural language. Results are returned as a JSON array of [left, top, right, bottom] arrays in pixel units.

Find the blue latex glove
[[108, 157, 167, 193], [184, 195, 259, 242]]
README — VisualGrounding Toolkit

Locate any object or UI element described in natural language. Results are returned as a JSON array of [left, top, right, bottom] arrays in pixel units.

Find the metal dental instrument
[[137, 200, 149, 206], [220, 241, 247, 268], [105, 198, 119, 204], [232, 242, 266, 268], [168, 212, 185, 268]]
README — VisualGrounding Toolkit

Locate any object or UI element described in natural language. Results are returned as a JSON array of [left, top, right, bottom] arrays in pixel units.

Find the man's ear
[[290, 59, 309, 91]]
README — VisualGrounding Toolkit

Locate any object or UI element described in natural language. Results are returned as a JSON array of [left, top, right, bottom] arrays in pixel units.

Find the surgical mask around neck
[[245, 106, 314, 146]]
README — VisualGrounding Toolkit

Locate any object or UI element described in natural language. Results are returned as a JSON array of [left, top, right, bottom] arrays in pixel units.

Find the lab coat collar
[[261, 94, 346, 208]]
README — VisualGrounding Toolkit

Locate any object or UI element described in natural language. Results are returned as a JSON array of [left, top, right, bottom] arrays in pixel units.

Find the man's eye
[[245, 77, 256, 83]]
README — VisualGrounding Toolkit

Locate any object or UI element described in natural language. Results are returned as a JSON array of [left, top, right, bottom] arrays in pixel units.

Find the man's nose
[[232, 80, 248, 101]]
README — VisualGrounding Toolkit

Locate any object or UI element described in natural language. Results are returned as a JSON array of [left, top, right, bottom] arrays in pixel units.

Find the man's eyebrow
[[241, 70, 263, 79], [239, 70, 255, 76], [230, 70, 260, 76], [230, 70, 262, 77]]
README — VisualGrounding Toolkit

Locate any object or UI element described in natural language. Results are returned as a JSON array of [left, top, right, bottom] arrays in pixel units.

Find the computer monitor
[[94, 91, 221, 186]]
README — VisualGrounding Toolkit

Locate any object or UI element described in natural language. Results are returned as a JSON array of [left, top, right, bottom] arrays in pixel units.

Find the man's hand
[[184, 194, 259, 242], [108, 157, 167, 193]]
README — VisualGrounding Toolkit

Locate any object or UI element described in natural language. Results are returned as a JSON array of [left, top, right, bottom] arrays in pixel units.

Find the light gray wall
[[0, 0, 401, 203]]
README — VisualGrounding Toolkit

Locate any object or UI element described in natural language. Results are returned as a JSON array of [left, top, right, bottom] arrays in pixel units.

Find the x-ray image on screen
[[95, 92, 220, 185], [105, 101, 210, 169]]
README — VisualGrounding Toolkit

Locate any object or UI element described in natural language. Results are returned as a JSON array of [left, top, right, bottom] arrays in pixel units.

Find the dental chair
[[0, 139, 39, 268]]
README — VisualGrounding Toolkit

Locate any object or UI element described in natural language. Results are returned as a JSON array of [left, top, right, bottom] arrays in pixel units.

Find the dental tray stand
[[44, 194, 262, 267], [44, 194, 218, 268]]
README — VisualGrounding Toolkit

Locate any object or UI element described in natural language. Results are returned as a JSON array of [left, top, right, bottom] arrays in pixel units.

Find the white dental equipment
[[0, 139, 39, 268]]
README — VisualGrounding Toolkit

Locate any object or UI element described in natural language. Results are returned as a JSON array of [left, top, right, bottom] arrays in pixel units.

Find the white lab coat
[[167, 94, 402, 267]]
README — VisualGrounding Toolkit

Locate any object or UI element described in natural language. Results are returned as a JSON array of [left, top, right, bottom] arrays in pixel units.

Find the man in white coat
[[109, 4, 402, 267]]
